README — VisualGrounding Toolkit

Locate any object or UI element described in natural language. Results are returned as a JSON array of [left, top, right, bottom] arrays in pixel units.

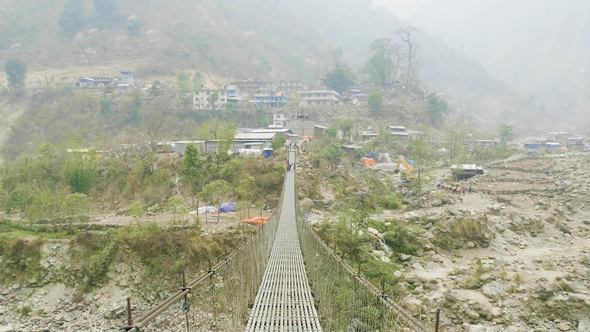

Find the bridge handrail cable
[[295, 179, 430, 332], [121, 166, 289, 331]]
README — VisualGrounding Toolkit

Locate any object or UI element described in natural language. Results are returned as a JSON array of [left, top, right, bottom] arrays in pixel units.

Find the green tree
[[127, 201, 144, 221], [177, 73, 193, 93], [322, 144, 342, 170], [368, 91, 383, 116], [66, 165, 96, 194], [59, 0, 86, 38], [325, 66, 354, 93], [148, 81, 161, 97], [182, 143, 203, 208], [218, 123, 236, 158], [366, 38, 399, 89], [177, 73, 193, 110], [201, 180, 232, 224], [237, 176, 256, 217], [165, 195, 187, 223], [407, 128, 435, 189], [325, 127, 338, 140], [498, 124, 515, 148], [338, 119, 354, 143], [4, 59, 27, 89], [64, 193, 91, 219], [446, 123, 470, 164], [26, 189, 66, 222], [427, 93, 449, 127], [208, 91, 219, 110], [332, 211, 371, 261], [271, 134, 287, 151]]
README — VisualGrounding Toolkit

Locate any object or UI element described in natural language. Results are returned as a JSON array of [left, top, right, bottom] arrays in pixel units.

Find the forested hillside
[[0, 0, 536, 161], [1, 0, 524, 109]]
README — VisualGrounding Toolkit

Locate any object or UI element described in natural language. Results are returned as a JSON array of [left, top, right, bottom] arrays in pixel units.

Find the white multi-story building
[[193, 86, 240, 111], [298, 90, 340, 107]]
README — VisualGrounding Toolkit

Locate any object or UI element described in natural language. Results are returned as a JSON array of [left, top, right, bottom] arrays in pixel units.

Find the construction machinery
[[395, 155, 414, 179]]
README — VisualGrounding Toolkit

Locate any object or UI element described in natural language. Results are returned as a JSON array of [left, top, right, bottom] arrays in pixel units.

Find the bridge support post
[[120, 297, 135, 331], [180, 271, 191, 332], [435, 308, 440, 332]]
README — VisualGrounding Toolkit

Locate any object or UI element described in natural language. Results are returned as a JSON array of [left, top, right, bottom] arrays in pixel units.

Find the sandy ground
[[90, 209, 274, 233]]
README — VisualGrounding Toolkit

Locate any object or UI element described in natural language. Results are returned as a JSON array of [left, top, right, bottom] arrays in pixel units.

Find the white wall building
[[193, 86, 240, 111], [298, 90, 340, 107]]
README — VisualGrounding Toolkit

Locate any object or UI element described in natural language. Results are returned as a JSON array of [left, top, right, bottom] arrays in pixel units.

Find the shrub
[[449, 218, 486, 243], [379, 194, 401, 210], [383, 229, 418, 255], [0, 238, 44, 283], [69, 224, 243, 290]]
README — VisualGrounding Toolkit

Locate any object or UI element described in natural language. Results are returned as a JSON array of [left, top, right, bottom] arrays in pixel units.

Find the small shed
[[313, 125, 328, 138], [544, 142, 561, 150], [172, 141, 206, 155], [451, 164, 484, 181]]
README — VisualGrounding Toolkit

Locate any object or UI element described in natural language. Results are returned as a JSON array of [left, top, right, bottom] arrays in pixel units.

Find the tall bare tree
[[396, 27, 419, 91]]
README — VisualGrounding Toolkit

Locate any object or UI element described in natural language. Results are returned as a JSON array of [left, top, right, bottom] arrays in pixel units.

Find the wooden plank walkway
[[246, 150, 322, 332]]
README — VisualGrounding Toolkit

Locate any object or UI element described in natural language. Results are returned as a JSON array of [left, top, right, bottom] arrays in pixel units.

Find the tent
[[197, 206, 216, 214], [219, 202, 237, 213]]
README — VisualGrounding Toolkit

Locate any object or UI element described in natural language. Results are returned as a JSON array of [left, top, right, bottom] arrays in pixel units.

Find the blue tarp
[[219, 202, 237, 213], [366, 152, 379, 160]]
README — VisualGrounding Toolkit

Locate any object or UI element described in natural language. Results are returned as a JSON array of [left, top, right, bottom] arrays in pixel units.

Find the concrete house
[[77, 77, 113, 88], [388, 126, 409, 140], [230, 80, 268, 94], [473, 139, 498, 148], [271, 114, 288, 128], [193, 89, 229, 111], [313, 125, 328, 137], [298, 90, 340, 107], [171, 141, 206, 155], [115, 70, 136, 90], [250, 89, 288, 108], [276, 81, 307, 94]]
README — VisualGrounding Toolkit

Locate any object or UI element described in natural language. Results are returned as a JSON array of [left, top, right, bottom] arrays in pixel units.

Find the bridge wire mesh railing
[[121, 172, 287, 332], [295, 190, 429, 332]]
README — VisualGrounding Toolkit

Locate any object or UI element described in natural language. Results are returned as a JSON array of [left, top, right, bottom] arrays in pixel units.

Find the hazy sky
[[374, 0, 590, 117]]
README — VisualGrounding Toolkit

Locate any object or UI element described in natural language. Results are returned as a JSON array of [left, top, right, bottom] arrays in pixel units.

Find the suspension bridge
[[120, 150, 431, 332]]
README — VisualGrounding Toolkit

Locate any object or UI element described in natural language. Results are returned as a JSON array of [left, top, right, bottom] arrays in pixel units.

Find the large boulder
[[579, 319, 590, 332], [481, 281, 506, 299], [402, 296, 423, 316]]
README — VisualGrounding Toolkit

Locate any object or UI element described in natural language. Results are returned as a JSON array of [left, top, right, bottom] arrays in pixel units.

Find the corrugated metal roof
[[234, 132, 277, 141]]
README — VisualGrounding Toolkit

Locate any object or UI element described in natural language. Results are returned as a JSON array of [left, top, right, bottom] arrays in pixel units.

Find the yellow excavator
[[395, 155, 414, 179]]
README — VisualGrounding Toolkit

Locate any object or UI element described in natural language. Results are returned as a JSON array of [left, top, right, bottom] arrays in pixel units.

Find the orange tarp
[[243, 216, 269, 226], [360, 157, 376, 167]]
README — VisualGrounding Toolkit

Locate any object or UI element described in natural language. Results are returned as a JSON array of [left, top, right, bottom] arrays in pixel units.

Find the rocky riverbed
[[388, 153, 590, 331]]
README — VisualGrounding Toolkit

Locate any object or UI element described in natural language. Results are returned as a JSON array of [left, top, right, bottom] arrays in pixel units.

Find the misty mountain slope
[[375, 0, 590, 133], [0, 0, 531, 130]]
